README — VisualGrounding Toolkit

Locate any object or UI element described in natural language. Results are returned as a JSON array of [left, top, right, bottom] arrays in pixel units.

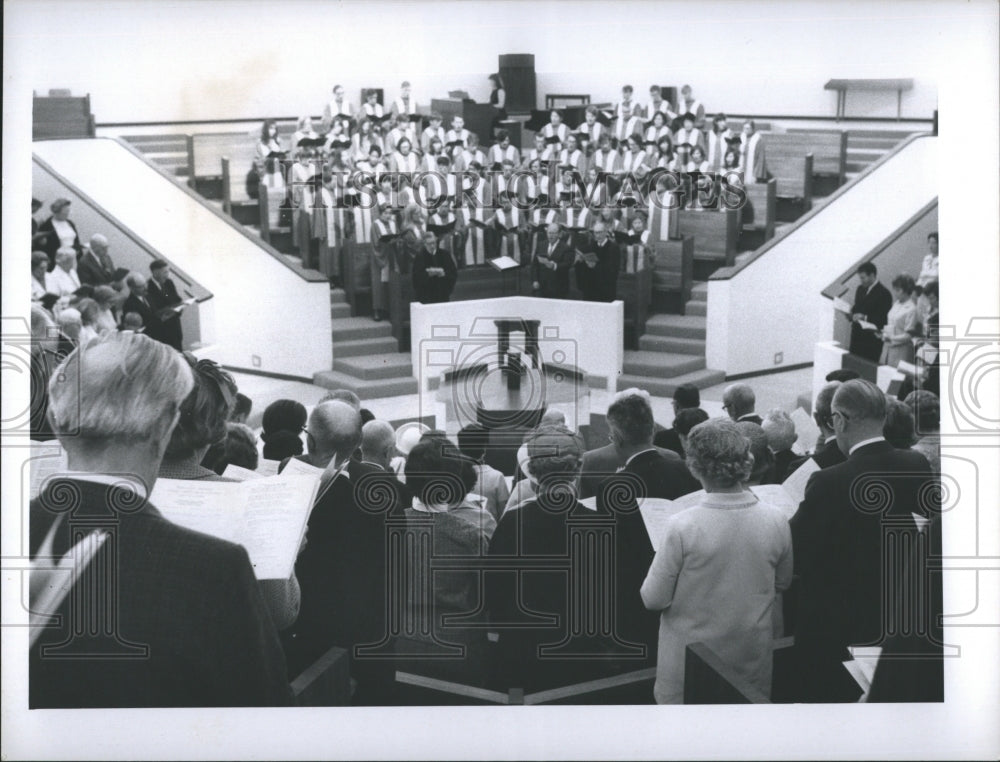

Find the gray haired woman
[[641, 418, 793, 703]]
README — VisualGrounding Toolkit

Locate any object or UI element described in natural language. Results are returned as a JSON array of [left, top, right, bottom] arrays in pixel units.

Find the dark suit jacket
[[652, 427, 684, 458], [789, 440, 933, 700], [29, 479, 291, 708], [532, 239, 575, 298], [575, 239, 621, 302], [580, 443, 691, 500], [850, 281, 893, 362], [147, 277, 184, 350], [601, 448, 701, 503], [767, 448, 798, 484], [77, 248, 116, 286], [37, 216, 83, 269], [788, 438, 847, 474], [412, 246, 457, 304], [122, 293, 155, 334]]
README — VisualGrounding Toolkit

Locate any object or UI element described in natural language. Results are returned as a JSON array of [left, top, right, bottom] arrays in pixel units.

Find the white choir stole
[[463, 206, 487, 266], [647, 193, 677, 243], [624, 231, 650, 274], [494, 209, 521, 263], [352, 206, 374, 244]]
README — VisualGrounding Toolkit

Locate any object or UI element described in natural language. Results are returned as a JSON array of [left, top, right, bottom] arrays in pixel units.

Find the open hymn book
[[150, 475, 319, 580]]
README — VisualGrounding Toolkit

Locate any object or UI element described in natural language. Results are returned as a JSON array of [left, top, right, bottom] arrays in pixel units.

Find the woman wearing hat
[[37, 198, 82, 271]]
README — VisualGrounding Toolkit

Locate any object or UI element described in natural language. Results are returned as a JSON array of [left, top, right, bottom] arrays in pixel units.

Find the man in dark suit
[[849, 261, 893, 363], [789, 379, 934, 702], [147, 259, 186, 350], [580, 389, 699, 500], [575, 221, 621, 302], [722, 382, 762, 425], [761, 409, 799, 483], [411, 230, 457, 304], [532, 222, 576, 298], [30, 332, 291, 707], [122, 272, 155, 335], [653, 383, 700, 457], [788, 381, 847, 473], [76, 234, 117, 286], [283, 402, 400, 704]]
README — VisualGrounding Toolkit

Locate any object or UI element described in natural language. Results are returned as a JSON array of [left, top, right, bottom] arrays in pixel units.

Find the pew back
[[768, 152, 813, 209], [766, 131, 847, 182]]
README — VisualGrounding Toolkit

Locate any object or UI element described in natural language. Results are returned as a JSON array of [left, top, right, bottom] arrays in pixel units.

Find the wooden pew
[[617, 257, 653, 350], [290, 644, 351, 706], [677, 208, 741, 280], [683, 636, 795, 704], [257, 182, 294, 253], [189, 131, 257, 201], [767, 150, 813, 222], [765, 131, 847, 186], [33, 94, 95, 140], [651, 236, 694, 313], [740, 179, 777, 245]]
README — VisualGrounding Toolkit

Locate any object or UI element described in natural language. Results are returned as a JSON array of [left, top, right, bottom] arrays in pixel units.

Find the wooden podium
[[431, 98, 501, 146]]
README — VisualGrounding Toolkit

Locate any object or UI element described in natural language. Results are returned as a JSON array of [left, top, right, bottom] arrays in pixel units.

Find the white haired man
[[44, 247, 81, 300], [761, 408, 799, 483], [29, 332, 291, 707]]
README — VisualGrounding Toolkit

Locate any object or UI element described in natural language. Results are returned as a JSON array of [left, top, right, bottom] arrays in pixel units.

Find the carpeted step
[[615, 368, 727, 397], [644, 314, 707, 340], [312, 369, 418, 400], [332, 352, 413, 381], [637, 334, 706, 355], [622, 350, 706, 378]]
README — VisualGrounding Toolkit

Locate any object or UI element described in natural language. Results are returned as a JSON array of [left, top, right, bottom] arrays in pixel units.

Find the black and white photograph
[[2, 0, 998, 759]]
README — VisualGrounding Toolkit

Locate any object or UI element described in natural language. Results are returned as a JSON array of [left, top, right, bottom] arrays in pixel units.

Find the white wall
[[32, 138, 333, 379], [410, 297, 624, 394], [706, 135, 938, 376], [10, 0, 967, 124]]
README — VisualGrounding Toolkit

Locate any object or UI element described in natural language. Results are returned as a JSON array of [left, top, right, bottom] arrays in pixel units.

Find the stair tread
[[313, 369, 418, 400], [624, 350, 705, 364], [646, 313, 706, 327], [616, 368, 726, 396], [334, 353, 413, 370]]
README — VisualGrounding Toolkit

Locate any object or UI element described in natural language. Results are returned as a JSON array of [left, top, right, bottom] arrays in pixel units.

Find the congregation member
[[916, 231, 939, 290], [641, 418, 793, 704], [412, 230, 457, 304], [37, 197, 83, 269], [260, 398, 307, 462], [739, 119, 767, 183], [883, 397, 917, 450], [90, 285, 120, 334], [30, 332, 291, 707], [789, 380, 933, 702], [77, 234, 117, 286], [916, 279, 940, 395], [28, 304, 67, 441], [722, 382, 762, 424], [229, 392, 252, 424], [488, 424, 656, 691], [761, 409, 799, 483], [531, 222, 575, 299], [735, 421, 775, 485], [31, 251, 49, 301], [788, 381, 847, 471], [575, 221, 621, 302], [45, 247, 81, 301], [653, 383, 700, 457], [73, 298, 103, 344], [879, 273, 919, 368], [849, 262, 893, 363], [906, 390, 941, 473], [147, 259, 186, 351], [671, 407, 710, 456], [457, 423, 511, 523]]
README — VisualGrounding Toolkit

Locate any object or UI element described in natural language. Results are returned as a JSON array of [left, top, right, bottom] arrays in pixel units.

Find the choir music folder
[[489, 255, 521, 271], [150, 475, 319, 580]]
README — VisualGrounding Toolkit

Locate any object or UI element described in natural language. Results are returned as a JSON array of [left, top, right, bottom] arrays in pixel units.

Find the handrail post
[[221, 156, 232, 217]]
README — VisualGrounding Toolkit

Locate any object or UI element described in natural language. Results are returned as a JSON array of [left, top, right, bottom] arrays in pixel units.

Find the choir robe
[[392, 151, 420, 174], [383, 127, 406, 155], [446, 127, 471, 149], [559, 207, 593, 249], [707, 129, 737, 171], [583, 180, 609, 209], [576, 121, 604, 147], [557, 148, 585, 174], [298, 185, 340, 275], [421, 125, 445, 153], [420, 153, 443, 172], [325, 100, 354, 122], [462, 205, 489, 266], [390, 96, 418, 119], [361, 102, 385, 121], [351, 134, 383, 163], [613, 101, 645, 143], [489, 208, 526, 262], [649, 99, 678, 122], [488, 143, 521, 170], [674, 127, 705, 153], [644, 125, 672, 150], [678, 99, 706, 125], [510, 173, 543, 207], [740, 132, 768, 183], [621, 149, 649, 174], [369, 217, 399, 312], [457, 148, 488, 171], [646, 189, 679, 244], [590, 148, 624, 175], [619, 229, 651, 273], [542, 122, 570, 146], [523, 146, 557, 171]]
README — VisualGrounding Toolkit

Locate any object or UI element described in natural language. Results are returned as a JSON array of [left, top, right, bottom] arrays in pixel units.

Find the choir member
[[421, 137, 445, 171], [412, 230, 458, 304], [677, 84, 706, 128], [356, 144, 387, 184], [576, 105, 605, 148], [688, 146, 712, 210], [389, 80, 418, 120], [369, 204, 400, 320], [621, 134, 649, 175], [424, 156, 465, 259], [361, 88, 385, 122], [461, 163, 490, 266], [648, 85, 677, 122], [324, 84, 354, 129], [670, 142, 693, 172], [488, 129, 521, 170], [674, 112, 705, 154], [644, 111, 673, 152], [541, 110, 569, 148], [655, 136, 675, 169], [446, 115, 471, 151], [392, 137, 420, 174], [421, 112, 445, 153], [516, 158, 545, 207], [382, 114, 406, 155], [256, 121, 287, 207], [488, 191, 526, 262], [619, 212, 652, 273], [257, 120, 285, 165], [523, 133, 556, 171], [398, 204, 428, 274], [706, 113, 736, 171], [689, 145, 710, 172], [583, 166, 609, 208], [458, 134, 488, 172], [739, 120, 768, 183], [557, 133, 585, 175], [292, 115, 320, 149], [588, 133, 621, 176], [324, 119, 351, 154], [613, 84, 645, 146], [351, 119, 383, 163], [488, 73, 507, 120]]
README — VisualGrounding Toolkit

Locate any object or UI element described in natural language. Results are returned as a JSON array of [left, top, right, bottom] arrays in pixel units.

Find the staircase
[[313, 288, 419, 400], [617, 282, 725, 395], [843, 129, 915, 181], [122, 134, 190, 179]]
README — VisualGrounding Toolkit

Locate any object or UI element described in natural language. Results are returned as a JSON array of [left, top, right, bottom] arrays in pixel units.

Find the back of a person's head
[[359, 407, 375, 424], [47, 332, 194, 446], [883, 398, 917, 448], [262, 430, 304, 462], [904, 390, 940, 434], [404, 439, 476, 506], [723, 383, 756, 416], [224, 422, 259, 471], [685, 418, 753, 488], [121, 312, 144, 331], [361, 419, 395, 460], [833, 379, 887, 424], [825, 369, 860, 383], [30, 303, 56, 341], [673, 383, 700, 410], [673, 407, 710, 436], [526, 424, 584, 487], [309, 400, 363, 458], [164, 357, 237, 461], [457, 423, 489, 461], [92, 284, 116, 308], [319, 388, 362, 411], [814, 381, 842, 428], [75, 297, 100, 327], [262, 398, 307, 437], [539, 408, 567, 427], [735, 421, 773, 483], [229, 392, 252, 423], [761, 409, 798, 452], [606, 392, 654, 447]]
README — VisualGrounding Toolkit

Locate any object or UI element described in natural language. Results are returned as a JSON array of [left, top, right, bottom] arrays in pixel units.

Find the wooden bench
[[651, 236, 694, 313], [766, 130, 847, 186], [33, 94, 95, 140], [740, 179, 777, 243], [677, 208, 741, 280], [767, 151, 813, 222], [189, 131, 258, 201], [825, 78, 914, 121]]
